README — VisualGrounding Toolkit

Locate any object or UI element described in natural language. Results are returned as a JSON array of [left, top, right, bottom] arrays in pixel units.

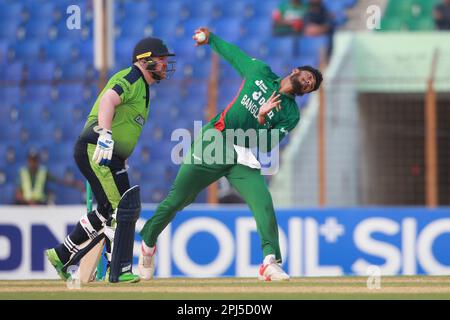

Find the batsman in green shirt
[[45, 37, 175, 283], [138, 28, 323, 281]]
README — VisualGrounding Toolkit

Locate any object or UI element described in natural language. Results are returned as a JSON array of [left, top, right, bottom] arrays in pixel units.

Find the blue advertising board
[[0, 206, 449, 279]]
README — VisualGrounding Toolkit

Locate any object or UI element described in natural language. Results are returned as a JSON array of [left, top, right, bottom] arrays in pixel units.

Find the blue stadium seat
[[47, 163, 67, 180], [0, 145, 13, 167], [267, 37, 294, 57], [43, 102, 73, 125], [127, 166, 143, 186], [118, 18, 151, 39], [296, 94, 310, 109], [177, 98, 205, 119], [151, 20, 182, 39], [71, 105, 90, 123], [26, 61, 56, 81], [2, 145, 19, 168], [16, 102, 47, 124], [297, 55, 320, 68], [11, 40, 42, 60], [25, 2, 57, 20], [0, 62, 24, 82], [0, 121, 21, 141], [47, 143, 74, 164], [217, 81, 242, 107], [56, 84, 90, 104], [151, 144, 173, 162], [24, 19, 53, 39], [1, 86, 22, 105], [323, 0, 348, 26], [172, 38, 209, 61], [153, 1, 183, 19], [20, 122, 47, 145], [0, 18, 21, 40], [123, 1, 153, 19], [115, 38, 136, 64], [217, 0, 253, 19], [0, 106, 14, 132], [0, 41, 8, 64], [182, 17, 211, 38], [0, 166, 8, 186], [0, 184, 15, 205], [241, 18, 272, 38], [252, 0, 278, 17], [0, 2, 24, 20], [237, 38, 270, 59], [24, 84, 54, 103], [264, 59, 280, 75], [324, 0, 347, 12], [55, 186, 83, 205], [44, 40, 77, 63], [140, 161, 167, 181], [182, 59, 211, 79], [218, 61, 243, 82], [182, 2, 219, 20], [210, 18, 243, 42], [60, 61, 94, 80], [180, 82, 208, 102], [55, 21, 90, 41], [298, 35, 329, 58], [78, 41, 93, 61]]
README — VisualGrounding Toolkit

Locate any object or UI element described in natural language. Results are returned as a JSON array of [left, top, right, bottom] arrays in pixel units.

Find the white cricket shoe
[[137, 242, 156, 280], [257, 256, 290, 281]]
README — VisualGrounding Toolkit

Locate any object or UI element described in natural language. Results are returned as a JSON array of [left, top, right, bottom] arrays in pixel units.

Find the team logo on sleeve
[[134, 115, 145, 126]]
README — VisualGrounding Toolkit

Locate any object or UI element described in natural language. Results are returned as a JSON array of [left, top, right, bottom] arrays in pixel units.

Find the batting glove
[[92, 127, 114, 166]]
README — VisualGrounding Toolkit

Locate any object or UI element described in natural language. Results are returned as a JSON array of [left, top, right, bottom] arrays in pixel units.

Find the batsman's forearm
[[98, 91, 119, 130]]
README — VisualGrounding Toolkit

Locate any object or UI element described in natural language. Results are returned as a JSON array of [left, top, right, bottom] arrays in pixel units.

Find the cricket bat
[[78, 182, 105, 283]]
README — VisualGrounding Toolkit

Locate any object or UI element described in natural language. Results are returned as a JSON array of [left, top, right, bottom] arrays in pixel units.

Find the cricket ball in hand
[[195, 32, 206, 43]]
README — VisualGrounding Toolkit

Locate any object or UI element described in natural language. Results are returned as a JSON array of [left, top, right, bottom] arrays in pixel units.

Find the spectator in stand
[[272, 0, 306, 36], [433, 0, 450, 30], [14, 150, 84, 205], [303, 0, 334, 60]]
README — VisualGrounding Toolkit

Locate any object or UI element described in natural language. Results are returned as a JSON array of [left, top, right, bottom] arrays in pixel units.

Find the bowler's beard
[[290, 74, 303, 96]]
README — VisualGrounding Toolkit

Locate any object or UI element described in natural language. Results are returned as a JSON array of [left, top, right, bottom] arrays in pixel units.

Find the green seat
[[408, 18, 435, 31], [380, 18, 409, 31], [381, 0, 440, 32], [385, 0, 415, 18]]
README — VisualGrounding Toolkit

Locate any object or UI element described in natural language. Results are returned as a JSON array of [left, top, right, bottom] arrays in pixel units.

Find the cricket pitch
[[1, 276, 450, 299]]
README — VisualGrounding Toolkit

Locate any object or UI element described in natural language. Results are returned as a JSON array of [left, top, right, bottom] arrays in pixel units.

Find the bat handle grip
[[86, 181, 93, 212]]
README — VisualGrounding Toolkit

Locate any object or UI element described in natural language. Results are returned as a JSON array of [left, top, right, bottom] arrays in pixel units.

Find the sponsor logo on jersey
[[255, 80, 268, 93], [240, 80, 278, 123], [134, 115, 145, 126]]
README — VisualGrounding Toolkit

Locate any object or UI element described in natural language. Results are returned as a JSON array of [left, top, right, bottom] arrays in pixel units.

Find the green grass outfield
[[1, 276, 450, 300]]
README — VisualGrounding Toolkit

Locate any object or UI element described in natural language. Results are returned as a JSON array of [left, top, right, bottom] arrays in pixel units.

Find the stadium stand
[[380, 0, 441, 31], [0, 0, 355, 204]]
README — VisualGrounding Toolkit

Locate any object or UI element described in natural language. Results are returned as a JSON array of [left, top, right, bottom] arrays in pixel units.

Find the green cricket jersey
[[80, 65, 150, 159], [208, 33, 300, 152]]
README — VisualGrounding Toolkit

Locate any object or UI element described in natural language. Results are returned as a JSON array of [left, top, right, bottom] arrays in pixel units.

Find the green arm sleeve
[[209, 33, 256, 78], [111, 77, 133, 103]]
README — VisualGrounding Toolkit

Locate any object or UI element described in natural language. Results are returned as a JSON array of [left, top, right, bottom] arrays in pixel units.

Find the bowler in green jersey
[[138, 28, 322, 281]]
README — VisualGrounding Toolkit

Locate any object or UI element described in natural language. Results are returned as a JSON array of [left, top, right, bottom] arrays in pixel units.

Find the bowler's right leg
[[138, 161, 227, 279]]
